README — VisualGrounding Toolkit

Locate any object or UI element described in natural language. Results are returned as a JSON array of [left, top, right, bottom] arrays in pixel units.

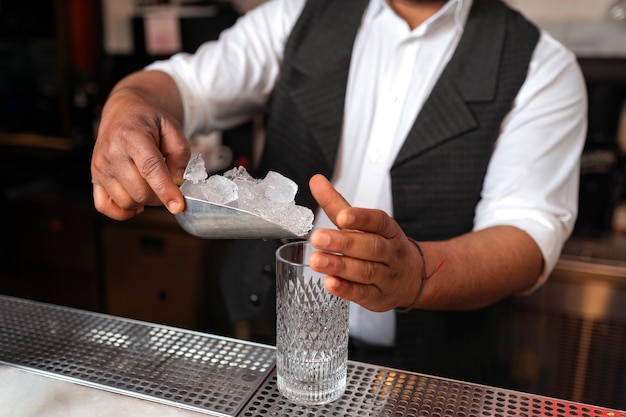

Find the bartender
[[90, 0, 587, 382]]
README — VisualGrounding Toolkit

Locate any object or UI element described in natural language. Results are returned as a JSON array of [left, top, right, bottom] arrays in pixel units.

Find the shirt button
[[249, 294, 260, 304], [370, 153, 381, 164]]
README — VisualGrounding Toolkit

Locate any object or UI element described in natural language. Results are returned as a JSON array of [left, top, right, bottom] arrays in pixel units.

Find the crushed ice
[[180, 154, 314, 236]]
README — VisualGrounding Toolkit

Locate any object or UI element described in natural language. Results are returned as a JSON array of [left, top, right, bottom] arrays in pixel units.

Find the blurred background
[[0, 0, 625, 410]]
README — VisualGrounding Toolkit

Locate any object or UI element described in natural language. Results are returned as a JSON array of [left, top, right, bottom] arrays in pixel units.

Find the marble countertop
[[0, 366, 207, 417]]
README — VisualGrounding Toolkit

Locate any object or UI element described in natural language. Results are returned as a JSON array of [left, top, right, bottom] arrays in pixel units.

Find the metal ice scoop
[[175, 196, 302, 239]]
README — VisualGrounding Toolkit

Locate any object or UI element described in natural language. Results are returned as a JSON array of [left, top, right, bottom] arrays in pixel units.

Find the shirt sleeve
[[473, 29, 588, 293], [145, 0, 305, 137]]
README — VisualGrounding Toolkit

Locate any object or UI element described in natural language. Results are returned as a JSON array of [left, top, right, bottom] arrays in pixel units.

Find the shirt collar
[[365, 0, 473, 33]]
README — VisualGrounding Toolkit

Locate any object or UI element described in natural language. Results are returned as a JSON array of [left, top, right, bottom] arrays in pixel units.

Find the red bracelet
[[395, 237, 445, 313]]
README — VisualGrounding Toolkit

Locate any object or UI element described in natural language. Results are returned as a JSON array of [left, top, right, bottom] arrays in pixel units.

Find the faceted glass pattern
[[276, 241, 349, 405]]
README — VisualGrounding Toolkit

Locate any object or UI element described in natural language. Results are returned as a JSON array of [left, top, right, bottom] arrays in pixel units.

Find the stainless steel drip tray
[[0, 295, 275, 416], [1, 295, 624, 417], [242, 364, 626, 417]]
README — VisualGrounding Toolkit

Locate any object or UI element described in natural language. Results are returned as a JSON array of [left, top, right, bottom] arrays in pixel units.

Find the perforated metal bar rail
[[1, 295, 625, 417], [241, 366, 626, 417], [0, 295, 273, 416]]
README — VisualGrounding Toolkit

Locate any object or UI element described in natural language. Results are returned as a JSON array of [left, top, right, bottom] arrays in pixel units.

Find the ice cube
[[183, 154, 208, 183], [250, 198, 291, 222], [234, 177, 262, 209], [261, 171, 297, 204], [179, 180, 207, 200], [281, 204, 314, 236], [201, 175, 238, 205], [224, 165, 255, 182]]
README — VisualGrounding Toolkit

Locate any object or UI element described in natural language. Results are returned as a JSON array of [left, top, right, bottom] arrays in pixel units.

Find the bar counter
[[1, 295, 624, 417]]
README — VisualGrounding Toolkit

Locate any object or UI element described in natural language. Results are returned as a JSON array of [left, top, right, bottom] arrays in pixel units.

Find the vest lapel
[[285, 0, 368, 169], [393, 0, 507, 167]]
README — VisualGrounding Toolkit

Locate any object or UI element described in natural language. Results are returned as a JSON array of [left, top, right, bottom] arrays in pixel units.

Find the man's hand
[[308, 174, 544, 313], [308, 174, 423, 312], [91, 71, 190, 220]]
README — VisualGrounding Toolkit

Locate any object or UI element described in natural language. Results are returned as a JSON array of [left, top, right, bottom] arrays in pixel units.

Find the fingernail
[[167, 200, 182, 213], [315, 231, 331, 248], [315, 254, 329, 268], [324, 276, 340, 292], [338, 211, 355, 226]]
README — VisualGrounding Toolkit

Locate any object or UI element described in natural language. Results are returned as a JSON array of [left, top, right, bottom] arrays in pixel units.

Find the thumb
[[309, 174, 351, 227]]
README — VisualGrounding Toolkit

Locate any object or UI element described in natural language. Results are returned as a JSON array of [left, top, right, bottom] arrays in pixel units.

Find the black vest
[[219, 0, 539, 380]]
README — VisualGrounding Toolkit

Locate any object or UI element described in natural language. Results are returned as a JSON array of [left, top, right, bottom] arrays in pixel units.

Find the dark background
[[0, 0, 625, 410]]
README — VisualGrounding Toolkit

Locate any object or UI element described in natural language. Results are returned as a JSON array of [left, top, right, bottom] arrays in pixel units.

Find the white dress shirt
[[148, 0, 587, 346]]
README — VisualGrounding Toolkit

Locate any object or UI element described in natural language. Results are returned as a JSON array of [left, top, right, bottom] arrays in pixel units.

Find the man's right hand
[[90, 70, 190, 221]]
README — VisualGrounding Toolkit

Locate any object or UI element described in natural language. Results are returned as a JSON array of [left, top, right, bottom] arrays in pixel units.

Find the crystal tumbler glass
[[275, 241, 349, 405]]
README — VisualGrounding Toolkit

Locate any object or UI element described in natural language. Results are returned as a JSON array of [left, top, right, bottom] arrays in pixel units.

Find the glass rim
[[275, 240, 313, 267]]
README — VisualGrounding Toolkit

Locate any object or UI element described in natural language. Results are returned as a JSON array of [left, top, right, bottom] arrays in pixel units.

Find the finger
[[309, 174, 351, 228], [320, 251, 421, 313], [126, 139, 185, 214], [160, 127, 191, 186], [336, 207, 405, 240], [92, 149, 160, 209], [324, 276, 387, 312], [309, 175, 404, 240], [310, 227, 396, 265], [309, 245, 388, 285], [93, 183, 144, 220]]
